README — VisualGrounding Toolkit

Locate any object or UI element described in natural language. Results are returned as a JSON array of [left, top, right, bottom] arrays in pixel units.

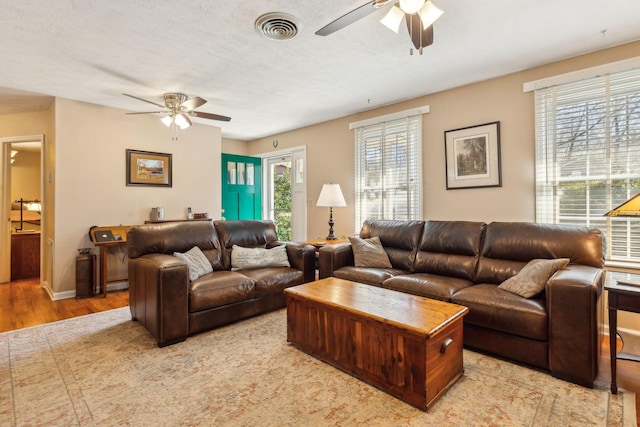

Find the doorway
[[263, 147, 306, 241], [1, 135, 44, 284]]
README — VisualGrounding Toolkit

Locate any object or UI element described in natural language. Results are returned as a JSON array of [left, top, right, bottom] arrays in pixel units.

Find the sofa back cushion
[[359, 220, 424, 271], [414, 221, 486, 280], [127, 221, 223, 270], [214, 220, 280, 270], [475, 222, 605, 284]]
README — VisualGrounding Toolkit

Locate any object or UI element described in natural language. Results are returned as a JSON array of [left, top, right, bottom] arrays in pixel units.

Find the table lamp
[[605, 193, 640, 217], [316, 183, 347, 240]]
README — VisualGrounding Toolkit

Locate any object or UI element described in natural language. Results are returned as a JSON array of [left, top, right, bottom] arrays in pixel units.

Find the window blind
[[354, 115, 422, 232], [535, 67, 640, 263]]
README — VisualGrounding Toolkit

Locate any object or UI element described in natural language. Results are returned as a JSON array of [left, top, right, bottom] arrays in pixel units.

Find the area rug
[[0, 308, 635, 426]]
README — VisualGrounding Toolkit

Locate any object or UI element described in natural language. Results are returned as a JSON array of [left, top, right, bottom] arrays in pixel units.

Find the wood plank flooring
[[0, 277, 128, 332], [1, 277, 638, 425]]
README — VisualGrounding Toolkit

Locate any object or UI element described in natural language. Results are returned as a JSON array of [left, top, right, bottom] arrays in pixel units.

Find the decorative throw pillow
[[349, 236, 392, 268], [173, 246, 213, 281], [498, 258, 570, 298], [231, 244, 290, 270]]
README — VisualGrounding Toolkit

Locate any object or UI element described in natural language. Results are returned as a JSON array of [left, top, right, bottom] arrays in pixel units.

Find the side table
[[605, 277, 640, 394]]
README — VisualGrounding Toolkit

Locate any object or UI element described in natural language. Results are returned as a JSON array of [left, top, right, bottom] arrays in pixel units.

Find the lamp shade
[[380, 5, 405, 33], [605, 193, 640, 217], [316, 183, 346, 207]]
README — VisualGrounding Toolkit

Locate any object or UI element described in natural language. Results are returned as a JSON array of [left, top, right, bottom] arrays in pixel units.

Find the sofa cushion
[[231, 244, 290, 270], [475, 222, 604, 284], [333, 266, 408, 287], [498, 258, 570, 298], [349, 236, 392, 268], [359, 219, 424, 271], [215, 220, 280, 269], [414, 221, 485, 281], [189, 271, 255, 312], [173, 246, 213, 281], [240, 268, 305, 297], [452, 284, 548, 341], [383, 273, 474, 302]]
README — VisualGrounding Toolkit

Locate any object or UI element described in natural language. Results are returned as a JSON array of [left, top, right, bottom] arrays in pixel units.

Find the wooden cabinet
[[11, 232, 40, 280]]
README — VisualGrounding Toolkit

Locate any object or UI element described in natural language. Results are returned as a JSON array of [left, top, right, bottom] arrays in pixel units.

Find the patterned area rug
[[0, 307, 635, 426]]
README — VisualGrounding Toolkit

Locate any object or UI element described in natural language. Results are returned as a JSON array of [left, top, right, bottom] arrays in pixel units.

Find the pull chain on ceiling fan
[[316, 0, 443, 55]]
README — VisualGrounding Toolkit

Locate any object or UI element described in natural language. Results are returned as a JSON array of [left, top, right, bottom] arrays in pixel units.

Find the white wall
[[53, 98, 222, 296]]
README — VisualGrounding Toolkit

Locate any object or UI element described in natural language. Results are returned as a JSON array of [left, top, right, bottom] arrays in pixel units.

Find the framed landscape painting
[[126, 149, 172, 187], [444, 121, 501, 190]]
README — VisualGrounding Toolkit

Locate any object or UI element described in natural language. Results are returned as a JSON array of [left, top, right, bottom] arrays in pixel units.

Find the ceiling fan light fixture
[[419, 0, 443, 30], [399, 0, 425, 15], [161, 115, 173, 127], [175, 113, 192, 130], [380, 5, 405, 33]]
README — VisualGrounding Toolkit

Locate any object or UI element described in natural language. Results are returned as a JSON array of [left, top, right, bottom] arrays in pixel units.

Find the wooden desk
[[605, 278, 640, 394], [90, 225, 131, 298]]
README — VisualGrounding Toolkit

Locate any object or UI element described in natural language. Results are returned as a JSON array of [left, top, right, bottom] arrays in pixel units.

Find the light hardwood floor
[[1, 277, 638, 425]]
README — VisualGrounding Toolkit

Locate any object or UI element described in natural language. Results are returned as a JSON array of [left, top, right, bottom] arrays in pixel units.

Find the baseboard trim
[[51, 281, 129, 300]]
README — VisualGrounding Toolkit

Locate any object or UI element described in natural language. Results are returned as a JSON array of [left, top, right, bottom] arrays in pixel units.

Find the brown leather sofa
[[127, 220, 315, 347], [319, 219, 605, 387]]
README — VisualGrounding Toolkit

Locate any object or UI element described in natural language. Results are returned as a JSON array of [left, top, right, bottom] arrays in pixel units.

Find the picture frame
[[444, 121, 501, 190], [126, 149, 172, 187]]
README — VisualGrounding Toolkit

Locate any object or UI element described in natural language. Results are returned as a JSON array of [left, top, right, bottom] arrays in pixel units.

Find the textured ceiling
[[1, 0, 639, 141]]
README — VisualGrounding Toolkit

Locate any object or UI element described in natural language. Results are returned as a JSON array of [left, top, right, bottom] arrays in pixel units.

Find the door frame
[[0, 135, 45, 283], [259, 145, 307, 241]]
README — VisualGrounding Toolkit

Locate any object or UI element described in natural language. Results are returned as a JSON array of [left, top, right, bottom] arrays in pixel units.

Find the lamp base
[[326, 207, 338, 241]]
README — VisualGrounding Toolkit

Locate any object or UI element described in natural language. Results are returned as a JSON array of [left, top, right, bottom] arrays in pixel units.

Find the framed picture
[[126, 149, 172, 187], [444, 121, 501, 190]]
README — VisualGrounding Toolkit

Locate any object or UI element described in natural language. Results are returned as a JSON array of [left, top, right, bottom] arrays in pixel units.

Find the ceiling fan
[[123, 93, 231, 131], [316, 0, 444, 55]]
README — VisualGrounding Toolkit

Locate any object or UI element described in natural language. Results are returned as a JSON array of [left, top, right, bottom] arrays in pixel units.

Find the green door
[[221, 154, 262, 220]]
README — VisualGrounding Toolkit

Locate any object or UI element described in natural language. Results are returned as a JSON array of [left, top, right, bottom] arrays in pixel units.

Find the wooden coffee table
[[284, 277, 468, 410]]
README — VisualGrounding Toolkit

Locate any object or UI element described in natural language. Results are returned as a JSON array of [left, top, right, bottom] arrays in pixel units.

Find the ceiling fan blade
[[122, 93, 166, 109], [406, 14, 434, 49], [125, 111, 167, 115], [316, 1, 378, 36], [181, 96, 207, 111], [190, 111, 232, 122]]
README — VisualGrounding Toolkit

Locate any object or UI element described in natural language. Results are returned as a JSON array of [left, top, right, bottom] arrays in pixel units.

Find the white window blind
[[354, 115, 422, 232], [535, 67, 640, 263]]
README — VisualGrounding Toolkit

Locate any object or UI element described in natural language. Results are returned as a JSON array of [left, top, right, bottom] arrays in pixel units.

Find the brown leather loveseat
[[127, 220, 315, 347], [319, 220, 605, 387]]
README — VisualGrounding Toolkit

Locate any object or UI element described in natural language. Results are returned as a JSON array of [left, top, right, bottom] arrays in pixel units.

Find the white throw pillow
[[231, 244, 290, 271], [173, 246, 213, 281]]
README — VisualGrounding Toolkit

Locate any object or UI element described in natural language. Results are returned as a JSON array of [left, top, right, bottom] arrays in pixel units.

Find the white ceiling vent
[[255, 12, 299, 41]]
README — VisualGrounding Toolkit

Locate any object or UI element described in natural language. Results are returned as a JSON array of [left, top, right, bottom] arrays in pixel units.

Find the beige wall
[[221, 137, 248, 155], [247, 41, 640, 242], [50, 98, 222, 297], [11, 149, 40, 201]]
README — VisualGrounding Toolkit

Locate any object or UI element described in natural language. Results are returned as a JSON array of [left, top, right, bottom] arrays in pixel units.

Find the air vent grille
[[255, 12, 299, 41]]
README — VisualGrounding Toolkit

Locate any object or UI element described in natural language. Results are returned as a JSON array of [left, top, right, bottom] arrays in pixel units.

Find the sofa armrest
[[128, 253, 190, 347], [318, 243, 354, 279], [278, 242, 316, 283], [546, 264, 604, 387]]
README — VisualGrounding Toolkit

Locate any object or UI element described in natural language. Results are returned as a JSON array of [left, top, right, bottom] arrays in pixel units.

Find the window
[[535, 67, 640, 263], [354, 114, 423, 231]]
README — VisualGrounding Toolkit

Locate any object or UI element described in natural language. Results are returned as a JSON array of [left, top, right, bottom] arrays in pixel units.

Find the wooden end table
[[605, 276, 640, 394]]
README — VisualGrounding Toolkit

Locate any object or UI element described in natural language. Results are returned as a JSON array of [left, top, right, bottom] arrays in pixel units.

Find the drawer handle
[[440, 338, 453, 354]]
